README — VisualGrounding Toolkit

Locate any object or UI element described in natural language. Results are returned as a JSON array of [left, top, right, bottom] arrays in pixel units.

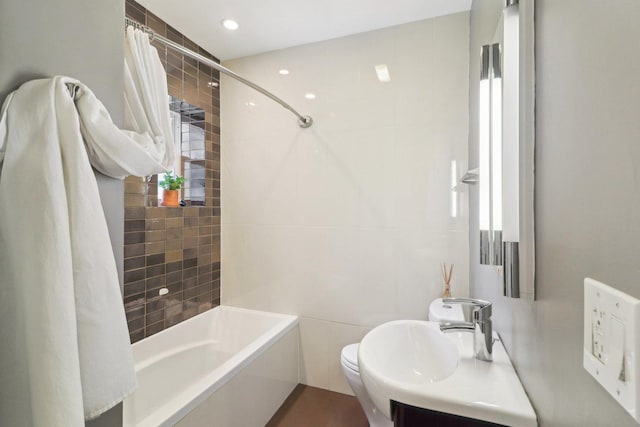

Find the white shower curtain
[[0, 29, 177, 426], [124, 26, 177, 174]]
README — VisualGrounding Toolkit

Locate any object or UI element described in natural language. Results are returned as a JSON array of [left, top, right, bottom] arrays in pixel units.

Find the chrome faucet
[[439, 298, 493, 362]]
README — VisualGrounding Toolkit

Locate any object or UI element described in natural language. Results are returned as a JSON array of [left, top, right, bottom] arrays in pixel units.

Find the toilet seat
[[341, 343, 360, 373]]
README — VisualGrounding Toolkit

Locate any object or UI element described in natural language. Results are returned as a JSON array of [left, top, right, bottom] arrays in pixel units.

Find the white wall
[[470, 1, 640, 425], [221, 12, 470, 394]]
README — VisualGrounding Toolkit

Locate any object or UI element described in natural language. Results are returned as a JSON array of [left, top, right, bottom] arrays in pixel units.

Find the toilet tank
[[428, 298, 472, 323]]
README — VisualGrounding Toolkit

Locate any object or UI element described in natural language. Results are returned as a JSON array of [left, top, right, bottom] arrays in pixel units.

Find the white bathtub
[[123, 306, 299, 427]]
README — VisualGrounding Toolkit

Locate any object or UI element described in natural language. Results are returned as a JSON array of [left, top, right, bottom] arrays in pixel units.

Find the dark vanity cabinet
[[392, 401, 508, 427]]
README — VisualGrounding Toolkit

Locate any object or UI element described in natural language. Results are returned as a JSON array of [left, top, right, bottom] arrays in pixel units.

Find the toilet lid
[[341, 343, 359, 372]]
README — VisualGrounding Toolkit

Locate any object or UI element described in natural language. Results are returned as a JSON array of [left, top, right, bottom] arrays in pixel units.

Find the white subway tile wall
[[221, 12, 470, 394]]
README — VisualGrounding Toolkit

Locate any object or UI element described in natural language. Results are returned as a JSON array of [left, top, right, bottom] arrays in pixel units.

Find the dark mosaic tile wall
[[124, 0, 221, 343]]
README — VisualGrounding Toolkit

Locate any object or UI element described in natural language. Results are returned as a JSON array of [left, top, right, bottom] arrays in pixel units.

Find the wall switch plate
[[591, 306, 606, 363], [584, 278, 640, 423]]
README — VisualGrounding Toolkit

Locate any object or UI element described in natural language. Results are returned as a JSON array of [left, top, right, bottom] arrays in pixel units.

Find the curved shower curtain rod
[[125, 17, 313, 129]]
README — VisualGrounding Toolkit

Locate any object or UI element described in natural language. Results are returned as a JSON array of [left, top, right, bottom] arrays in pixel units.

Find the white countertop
[[358, 320, 537, 427]]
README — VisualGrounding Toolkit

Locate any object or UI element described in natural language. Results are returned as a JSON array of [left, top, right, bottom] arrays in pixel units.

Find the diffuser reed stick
[[441, 262, 454, 298]]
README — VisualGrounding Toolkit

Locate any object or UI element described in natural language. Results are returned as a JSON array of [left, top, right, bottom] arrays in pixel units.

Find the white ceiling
[[136, 0, 472, 61]]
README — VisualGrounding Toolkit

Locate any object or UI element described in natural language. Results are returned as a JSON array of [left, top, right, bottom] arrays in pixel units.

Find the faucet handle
[[442, 298, 492, 321], [442, 297, 491, 307]]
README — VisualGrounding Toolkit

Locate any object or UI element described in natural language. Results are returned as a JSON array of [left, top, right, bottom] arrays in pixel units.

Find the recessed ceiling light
[[221, 19, 239, 31], [304, 93, 316, 100], [245, 101, 256, 107], [279, 69, 290, 75], [207, 81, 219, 88], [375, 64, 391, 83]]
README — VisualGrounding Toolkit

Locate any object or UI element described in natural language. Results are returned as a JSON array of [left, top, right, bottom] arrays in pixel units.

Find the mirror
[[477, 0, 535, 299]]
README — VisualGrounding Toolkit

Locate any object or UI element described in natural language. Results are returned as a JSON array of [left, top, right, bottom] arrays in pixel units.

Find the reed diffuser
[[441, 262, 454, 298]]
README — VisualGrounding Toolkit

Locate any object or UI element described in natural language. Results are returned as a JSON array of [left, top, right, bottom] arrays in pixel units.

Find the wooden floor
[[266, 384, 369, 427]]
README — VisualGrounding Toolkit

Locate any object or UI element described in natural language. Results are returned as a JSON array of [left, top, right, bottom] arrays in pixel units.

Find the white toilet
[[341, 342, 393, 427], [428, 297, 467, 323], [341, 298, 466, 426]]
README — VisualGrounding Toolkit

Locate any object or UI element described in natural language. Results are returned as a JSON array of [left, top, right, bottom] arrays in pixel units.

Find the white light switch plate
[[584, 278, 640, 423]]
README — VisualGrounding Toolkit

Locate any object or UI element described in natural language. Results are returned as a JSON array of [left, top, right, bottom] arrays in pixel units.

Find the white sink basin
[[360, 320, 458, 384], [358, 320, 537, 427]]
